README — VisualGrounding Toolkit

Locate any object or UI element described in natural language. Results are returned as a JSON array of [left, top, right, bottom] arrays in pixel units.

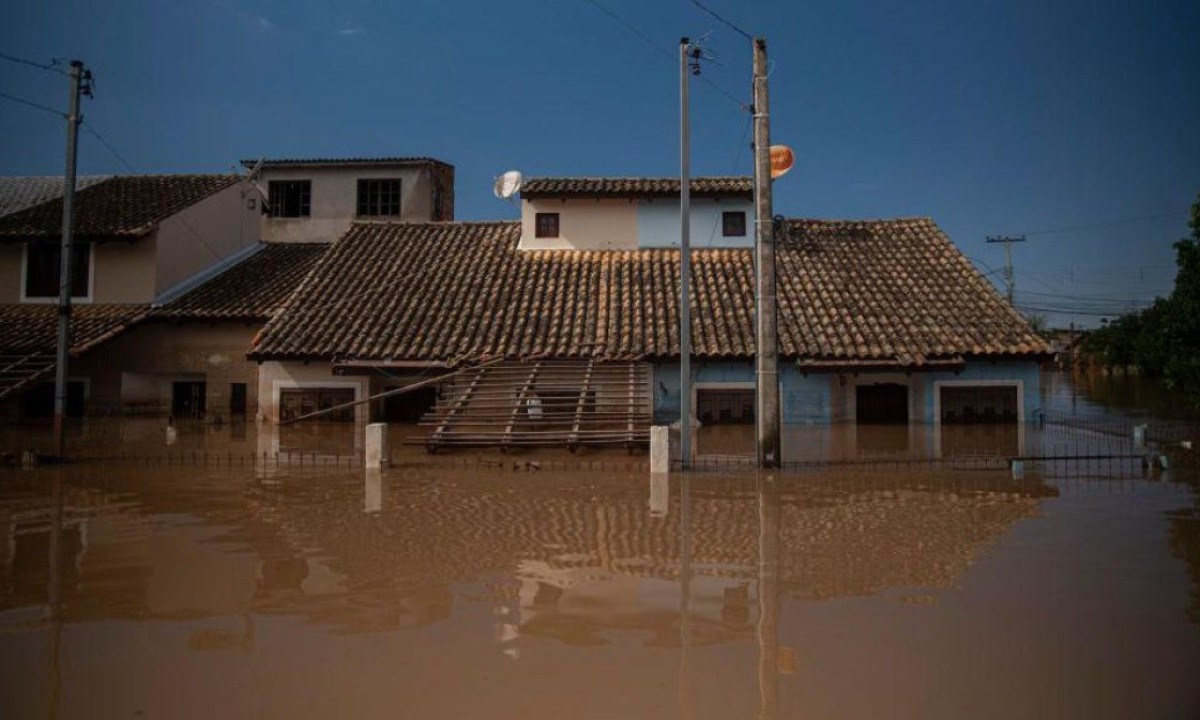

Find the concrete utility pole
[[986, 234, 1026, 306], [752, 38, 781, 468], [679, 37, 694, 467], [52, 60, 90, 457]]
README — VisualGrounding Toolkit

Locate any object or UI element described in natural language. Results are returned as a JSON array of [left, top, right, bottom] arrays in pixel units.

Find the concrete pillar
[[366, 423, 388, 469], [1133, 424, 1147, 448]]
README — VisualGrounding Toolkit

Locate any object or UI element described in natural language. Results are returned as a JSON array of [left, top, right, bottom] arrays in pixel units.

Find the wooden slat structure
[[415, 359, 652, 452], [0, 352, 55, 400]]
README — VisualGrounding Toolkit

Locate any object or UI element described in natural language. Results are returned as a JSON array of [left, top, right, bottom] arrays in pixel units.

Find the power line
[[577, 0, 748, 109], [1014, 212, 1181, 238], [0, 90, 63, 117], [0, 51, 68, 76], [689, 0, 752, 40], [81, 120, 233, 266]]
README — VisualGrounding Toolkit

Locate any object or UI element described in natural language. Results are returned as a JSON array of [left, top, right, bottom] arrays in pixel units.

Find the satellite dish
[[493, 170, 523, 199], [769, 145, 795, 179]]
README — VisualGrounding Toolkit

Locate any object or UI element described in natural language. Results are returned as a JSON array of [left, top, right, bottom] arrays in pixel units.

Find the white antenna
[[493, 170, 523, 200], [244, 156, 268, 201]]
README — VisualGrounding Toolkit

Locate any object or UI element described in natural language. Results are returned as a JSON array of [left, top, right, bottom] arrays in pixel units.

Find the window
[[357, 178, 402, 217], [24, 242, 90, 299], [230, 383, 248, 415], [535, 212, 560, 238], [722, 211, 747, 237], [268, 180, 311, 217]]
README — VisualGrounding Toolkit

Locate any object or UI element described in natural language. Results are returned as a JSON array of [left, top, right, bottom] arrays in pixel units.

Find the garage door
[[940, 386, 1018, 424]]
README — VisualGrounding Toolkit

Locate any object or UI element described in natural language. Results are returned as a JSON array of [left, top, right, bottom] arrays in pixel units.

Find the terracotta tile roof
[[250, 218, 1049, 365], [0, 304, 150, 398], [0, 175, 239, 241], [0, 176, 110, 218], [155, 243, 326, 321], [241, 157, 451, 169], [0, 303, 150, 356], [520, 176, 752, 198]]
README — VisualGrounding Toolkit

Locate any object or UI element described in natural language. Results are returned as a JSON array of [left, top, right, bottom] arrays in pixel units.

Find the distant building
[[244, 157, 455, 244], [248, 175, 1050, 455]]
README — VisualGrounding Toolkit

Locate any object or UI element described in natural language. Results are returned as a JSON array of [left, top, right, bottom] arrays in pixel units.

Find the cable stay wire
[[0, 90, 63, 117], [0, 51, 68, 76], [577, 0, 749, 110]]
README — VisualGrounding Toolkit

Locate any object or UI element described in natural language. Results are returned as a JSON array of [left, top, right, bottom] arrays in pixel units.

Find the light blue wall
[[920, 360, 1043, 423], [652, 359, 1043, 424], [636, 198, 755, 248], [653, 361, 754, 423]]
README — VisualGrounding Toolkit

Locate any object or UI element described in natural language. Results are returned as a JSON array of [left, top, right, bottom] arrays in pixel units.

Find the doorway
[[855, 383, 909, 424], [172, 381, 207, 419]]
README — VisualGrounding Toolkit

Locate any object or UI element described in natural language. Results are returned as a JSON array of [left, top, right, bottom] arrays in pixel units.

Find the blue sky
[[2, 0, 1198, 327]]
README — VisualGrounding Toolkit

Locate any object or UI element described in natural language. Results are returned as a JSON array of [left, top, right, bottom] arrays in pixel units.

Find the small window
[[722, 211, 747, 237], [535, 212, 560, 238], [357, 178, 402, 217], [25, 242, 90, 299], [230, 383, 248, 415], [268, 180, 311, 217]]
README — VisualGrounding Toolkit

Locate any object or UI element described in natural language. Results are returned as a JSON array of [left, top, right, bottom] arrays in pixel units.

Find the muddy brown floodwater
[[1, 371, 1199, 718]]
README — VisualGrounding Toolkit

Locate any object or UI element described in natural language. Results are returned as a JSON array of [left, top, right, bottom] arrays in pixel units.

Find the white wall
[[154, 182, 261, 297], [637, 197, 754, 248], [256, 361, 369, 423], [518, 198, 638, 251]]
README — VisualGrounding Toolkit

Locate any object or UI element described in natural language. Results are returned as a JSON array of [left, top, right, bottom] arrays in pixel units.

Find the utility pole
[[679, 37, 696, 468], [52, 60, 91, 458], [985, 234, 1026, 306], [752, 38, 780, 468]]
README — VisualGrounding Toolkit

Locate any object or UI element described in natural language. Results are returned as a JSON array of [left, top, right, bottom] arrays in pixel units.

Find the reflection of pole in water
[[650, 472, 670, 518], [757, 472, 781, 720], [364, 468, 382, 514], [678, 473, 693, 720], [47, 471, 64, 720]]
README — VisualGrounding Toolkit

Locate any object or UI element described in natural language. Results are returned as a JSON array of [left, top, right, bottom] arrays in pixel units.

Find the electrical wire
[[577, 0, 749, 110], [689, 0, 752, 40], [0, 90, 63, 117], [0, 51, 67, 76], [81, 120, 234, 266]]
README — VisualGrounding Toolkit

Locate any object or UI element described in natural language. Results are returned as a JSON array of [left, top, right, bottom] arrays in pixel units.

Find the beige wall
[[1, 182, 259, 305], [73, 322, 261, 417], [518, 199, 638, 251], [155, 182, 261, 297], [260, 166, 437, 244], [256, 361, 370, 423]]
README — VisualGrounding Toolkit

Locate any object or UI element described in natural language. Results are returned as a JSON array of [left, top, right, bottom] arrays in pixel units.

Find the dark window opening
[[280, 388, 355, 422], [21, 381, 85, 418], [535, 212, 560, 238], [25, 242, 90, 298], [268, 180, 311, 217], [722, 211, 747, 237], [856, 383, 909, 424], [698, 389, 755, 425], [940, 386, 1018, 424], [383, 385, 437, 422], [357, 178, 402, 217], [172, 381, 207, 419], [230, 383, 248, 416]]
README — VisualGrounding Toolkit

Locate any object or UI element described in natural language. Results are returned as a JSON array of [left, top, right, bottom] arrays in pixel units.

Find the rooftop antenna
[[493, 170, 523, 200], [244, 157, 268, 202]]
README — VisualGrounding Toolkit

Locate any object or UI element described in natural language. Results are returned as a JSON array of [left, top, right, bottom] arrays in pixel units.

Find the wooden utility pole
[[753, 38, 780, 468], [986, 234, 1026, 305], [52, 60, 90, 457], [679, 37, 695, 467]]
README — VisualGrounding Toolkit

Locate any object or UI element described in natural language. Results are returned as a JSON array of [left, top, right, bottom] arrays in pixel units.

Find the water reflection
[[2, 457, 1198, 718]]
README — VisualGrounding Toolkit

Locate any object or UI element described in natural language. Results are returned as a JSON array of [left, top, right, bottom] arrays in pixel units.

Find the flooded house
[[248, 176, 1050, 453], [0, 174, 263, 418], [0, 157, 455, 422]]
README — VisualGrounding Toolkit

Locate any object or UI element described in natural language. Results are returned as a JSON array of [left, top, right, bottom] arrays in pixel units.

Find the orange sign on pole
[[769, 145, 795, 179]]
